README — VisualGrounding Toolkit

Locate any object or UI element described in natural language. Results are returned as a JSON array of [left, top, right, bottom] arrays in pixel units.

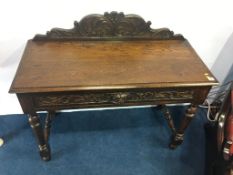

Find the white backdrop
[[0, 0, 233, 114]]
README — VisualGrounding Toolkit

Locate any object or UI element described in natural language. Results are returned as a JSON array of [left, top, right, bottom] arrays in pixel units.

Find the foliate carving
[[33, 11, 184, 40], [34, 90, 193, 107]]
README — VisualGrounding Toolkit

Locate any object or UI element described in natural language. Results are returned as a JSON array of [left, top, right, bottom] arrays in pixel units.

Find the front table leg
[[28, 114, 51, 161], [169, 105, 197, 149]]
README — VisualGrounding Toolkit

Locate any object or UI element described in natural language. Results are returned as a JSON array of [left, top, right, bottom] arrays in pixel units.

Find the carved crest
[[33, 11, 184, 40]]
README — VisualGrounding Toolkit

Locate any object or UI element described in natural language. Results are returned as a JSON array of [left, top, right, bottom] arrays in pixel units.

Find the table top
[[9, 39, 218, 93]]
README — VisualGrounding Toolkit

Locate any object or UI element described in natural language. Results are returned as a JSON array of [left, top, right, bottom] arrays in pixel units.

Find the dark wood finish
[[33, 11, 184, 41], [44, 111, 55, 143], [169, 105, 197, 149], [9, 12, 218, 161], [217, 90, 231, 152], [158, 105, 176, 134], [205, 84, 233, 175], [9, 40, 217, 94], [28, 115, 51, 161], [214, 83, 233, 174], [222, 89, 233, 161]]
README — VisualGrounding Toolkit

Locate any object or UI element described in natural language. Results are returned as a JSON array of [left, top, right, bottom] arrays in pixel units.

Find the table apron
[[16, 87, 210, 113]]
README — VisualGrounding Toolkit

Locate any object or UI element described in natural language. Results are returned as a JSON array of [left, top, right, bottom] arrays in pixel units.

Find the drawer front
[[33, 89, 194, 109]]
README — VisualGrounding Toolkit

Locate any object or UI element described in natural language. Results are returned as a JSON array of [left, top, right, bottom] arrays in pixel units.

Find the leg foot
[[169, 133, 184, 149], [39, 144, 51, 161], [169, 105, 197, 149]]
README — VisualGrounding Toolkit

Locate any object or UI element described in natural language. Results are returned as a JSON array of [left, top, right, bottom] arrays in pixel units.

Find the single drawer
[[33, 89, 194, 109]]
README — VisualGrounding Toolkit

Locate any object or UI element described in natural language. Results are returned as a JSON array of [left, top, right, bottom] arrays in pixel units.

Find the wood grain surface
[[9, 40, 218, 93]]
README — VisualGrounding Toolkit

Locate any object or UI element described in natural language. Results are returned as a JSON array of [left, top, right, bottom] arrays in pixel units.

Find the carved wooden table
[[9, 12, 218, 161]]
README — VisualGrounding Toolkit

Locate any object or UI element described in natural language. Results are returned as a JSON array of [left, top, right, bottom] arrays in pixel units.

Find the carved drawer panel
[[33, 89, 194, 108]]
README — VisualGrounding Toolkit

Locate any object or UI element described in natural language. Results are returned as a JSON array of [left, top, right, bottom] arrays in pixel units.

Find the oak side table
[[9, 12, 218, 161]]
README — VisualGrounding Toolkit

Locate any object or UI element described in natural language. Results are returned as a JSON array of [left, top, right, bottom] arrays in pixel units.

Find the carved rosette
[[34, 90, 193, 107], [33, 11, 184, 40]]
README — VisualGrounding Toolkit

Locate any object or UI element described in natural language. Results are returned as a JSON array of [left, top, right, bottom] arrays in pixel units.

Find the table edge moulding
[[9, 11, 218, 161]]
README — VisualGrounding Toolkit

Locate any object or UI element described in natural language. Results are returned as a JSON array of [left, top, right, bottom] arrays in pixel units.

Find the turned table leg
[[169, 105, 197, 149], [44, 111, 55, 143], [28, 114, 51, 161], [158, 105, 176, 134]]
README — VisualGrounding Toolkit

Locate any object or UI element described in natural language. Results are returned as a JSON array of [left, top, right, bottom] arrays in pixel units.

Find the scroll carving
[[33, 11, 184, 41], [34, 90, 193, 107]]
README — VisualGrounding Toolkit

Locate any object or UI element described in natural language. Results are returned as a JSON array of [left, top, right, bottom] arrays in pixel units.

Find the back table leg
[[28, 114, 51, 161], [159, 105, 176, 134], [44, 111, 55, 143]]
